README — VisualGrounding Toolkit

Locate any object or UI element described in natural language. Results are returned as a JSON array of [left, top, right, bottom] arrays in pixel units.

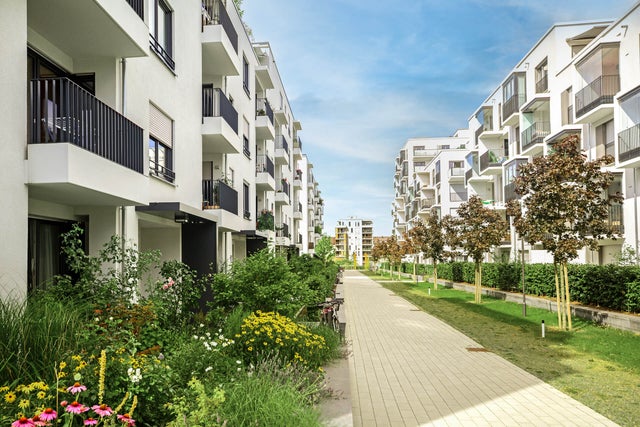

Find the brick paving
[[342, 270, 618, 427]]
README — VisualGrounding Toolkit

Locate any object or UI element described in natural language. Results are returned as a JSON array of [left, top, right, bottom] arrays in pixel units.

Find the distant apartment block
[[0, 0, 323, 300], [335, 217, 373, 266], [393, 5, 640, 265]]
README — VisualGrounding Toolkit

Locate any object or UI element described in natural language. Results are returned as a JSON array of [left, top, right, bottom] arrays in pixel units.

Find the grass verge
[[363, 271, 640, 427]]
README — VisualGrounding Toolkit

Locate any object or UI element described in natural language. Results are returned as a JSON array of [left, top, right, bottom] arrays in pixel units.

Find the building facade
[[335, 217, 373, 266], [0, 0, 323, 300], [393, 4, 640, 265]]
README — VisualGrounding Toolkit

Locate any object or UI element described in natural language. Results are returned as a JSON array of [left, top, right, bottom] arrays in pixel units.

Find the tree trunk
[[478, 262, 483, 303], [564, 262, 572, 331], [413, 255, 417, 283], [554, 263, 563, 330], [433, 260, 438, 291]]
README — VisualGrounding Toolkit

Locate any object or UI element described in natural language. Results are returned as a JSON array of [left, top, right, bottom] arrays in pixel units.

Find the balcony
[[412, 149, 439, 159], [202, 86, 239, 154], [201, 0, 240, 76], [28, 0, 147, 59], [275, 181, 290, 205], [521, 121, 550, 153], [254, 44, 275, 90], [535, 75, 548, 94], [202, 179, 238, 214], [608, 204, 624, 235], [255, 98, 275, 140], [275, 223, 290, 246], [479, 149, 507, 174], [618, 123, 640, 166], [502, 94, 526, 126], [575, 75, 619, 123], [448, 168, 465, 182], [293, 201, 303, 220], [255, 154, 275, 190], [275, 135, 290, 165], [27, 77, 147, 206]]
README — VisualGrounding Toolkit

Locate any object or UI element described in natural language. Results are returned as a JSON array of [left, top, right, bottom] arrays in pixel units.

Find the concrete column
[[0, 1, 28, 301]]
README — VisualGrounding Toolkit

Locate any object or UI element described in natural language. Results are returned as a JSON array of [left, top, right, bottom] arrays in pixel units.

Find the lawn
[[363, 271, 640, 427]]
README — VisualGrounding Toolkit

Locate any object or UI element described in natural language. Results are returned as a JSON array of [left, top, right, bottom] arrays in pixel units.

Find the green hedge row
[[437, 262, 640, 314]]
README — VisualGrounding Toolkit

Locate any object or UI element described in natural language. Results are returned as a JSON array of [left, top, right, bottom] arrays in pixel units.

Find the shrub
[[234, 311, 331, 369]]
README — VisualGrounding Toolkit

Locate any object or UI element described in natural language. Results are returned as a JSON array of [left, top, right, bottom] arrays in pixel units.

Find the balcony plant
[[256, 210, 274, 231]]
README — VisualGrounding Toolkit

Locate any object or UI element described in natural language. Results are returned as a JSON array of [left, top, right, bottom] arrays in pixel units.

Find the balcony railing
[[276, 135, 289, 154], [277, 180, 290, 196], [449, 167, 465, 177], [618, 123, 640, 163], [521, 121, 550, 151], [479, 149, 507, 172], [608, 204, 624, 234], [276, 223, 289, 238], [449, 191, 468, 202], [575, 74, 620, 118], [475, 126, 483, 144], [502, 93, 525, 121], [256, 154, 275, 177], [29, 77, 143, 173], [202, 85, 238, 133], [202, 0, 238, 52], [202, 179, 238, 214], [243, 136, 250, 158], [535, 75, 548, 93], [126, 0, 144, 19], [256, 97, 274, 125], [504, 181, 519, 202]]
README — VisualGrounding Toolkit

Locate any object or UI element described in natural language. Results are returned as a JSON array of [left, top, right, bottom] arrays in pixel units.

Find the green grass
[[362, 271, 640, 427]]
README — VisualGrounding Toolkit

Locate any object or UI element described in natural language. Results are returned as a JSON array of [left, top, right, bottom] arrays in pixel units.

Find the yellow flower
[[0, 386, 9, 392], [37, 391, 46, 399], [57, 371, 66, 379], [247, 346, 253, 352], [72, 355, 82, 362], [59, 361, 67, 370], [18, 399, 30, 409], [4, 391, 17, 403]]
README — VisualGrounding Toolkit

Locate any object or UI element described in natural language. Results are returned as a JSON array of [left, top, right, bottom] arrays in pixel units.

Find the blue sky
[[243, 0, 635, 236]]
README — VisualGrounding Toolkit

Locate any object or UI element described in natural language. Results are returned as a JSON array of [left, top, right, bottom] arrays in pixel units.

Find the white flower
[[237, 367, 241, 372], [127, 367, 142, 383], [193, 335, 199, 340], [212, 341, 218, 347], [95, 317, 100, 322], [205, 366, 213, 372], [199, 323, 205, 328], [236, 360, 242, 364]]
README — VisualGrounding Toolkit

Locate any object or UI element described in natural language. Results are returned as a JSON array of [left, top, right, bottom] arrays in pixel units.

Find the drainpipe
[[634, 168, 639, 262], [120, 58, 127, 260]]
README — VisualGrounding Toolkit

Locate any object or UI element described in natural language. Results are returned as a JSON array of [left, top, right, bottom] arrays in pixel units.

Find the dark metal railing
[[243, 209, 251, 220], [150, 35, 175, 70], [202, 0, 238, 52], [126, 0, 144, 19], [575, 74, 620, 118], [502, 93, 526, 122], [30, 77, 143, 173], [202, 85, 238, 133], [256, 154, 275, 177], [276, 135, 289, 154], [202, 179, 238, 214], [296, 137, 302, 150], [278, 180, 290, 196], [521, 121, 550, 151], [435, 172, 441, 184], [276, 223, 289, 238], [618, 123, 640, 163], [479, 149, 507, 172], [243, 136, 250, 158], [535, 74, 548, 93], [150, 161, 175, 182], [609, 204, 624, 234], [256, 97, 273, 125]]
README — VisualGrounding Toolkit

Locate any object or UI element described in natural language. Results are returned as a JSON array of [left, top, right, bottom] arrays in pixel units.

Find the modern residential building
[[0, 0, 323, 301], [335, 217, 373, 266], [393, 5, 640, 265]]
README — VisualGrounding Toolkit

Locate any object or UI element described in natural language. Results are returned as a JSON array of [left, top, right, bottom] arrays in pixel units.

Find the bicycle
[[317, 297, 343, 334]]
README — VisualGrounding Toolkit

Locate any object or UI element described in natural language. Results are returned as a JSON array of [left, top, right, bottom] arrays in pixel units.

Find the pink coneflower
[[67, 382, 87, 394], [92, 404, 113, 417], [60, 400, 68, 407], [84, 418, 98, 426], [39, 408, 57, 421], [117, 413, 136, 426], [11, 418, 34, 427], [66, 401, 89, 414], [30, 416, 46, 427]]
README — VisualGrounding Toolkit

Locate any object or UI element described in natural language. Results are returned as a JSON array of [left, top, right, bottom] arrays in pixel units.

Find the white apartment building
[[394, 3, 640, 265], [0, 0, 322, 301], [335, 217, 373, 266]]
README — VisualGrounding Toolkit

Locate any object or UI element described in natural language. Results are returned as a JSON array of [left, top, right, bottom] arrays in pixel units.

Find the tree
[[371, 238, 387, 272], [402, 211, 446, 288], [402, 226, 422, 282], [443, 195, 508, 303], [386, 235, 405, 280], [314, 235, 335, 265], [506, 135, 622, 330]]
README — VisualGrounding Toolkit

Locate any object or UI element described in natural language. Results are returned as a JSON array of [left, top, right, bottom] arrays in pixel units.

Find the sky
[[243, 0, 636, 237]]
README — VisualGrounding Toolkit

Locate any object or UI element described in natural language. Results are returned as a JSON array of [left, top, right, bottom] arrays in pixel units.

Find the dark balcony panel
[[202, 0, 238, 52], [276, 135, 289, 154], [30, 77, 143, 173], [575, 75, 620, 118], [521, 121, 550, 151], [202, 179, 238, 214], [126, 0, 144, 20], [475, 126, 483, 145], [278, 180, 290, 196], [502, 93, 526, 121], [504, 182, 519, 202], [296, 137, 302, 150], [465, 168, 474, 183], [618, 123, 640, 163], [256, 154, 275, 178], [608, 204, 624, 235], [243, 136, 250, 158], [535, 75, 548, 93], [256, 97, 274, 125], [202, 85, 238, 133]]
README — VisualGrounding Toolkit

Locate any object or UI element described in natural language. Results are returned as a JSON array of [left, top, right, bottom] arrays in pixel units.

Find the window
[[243, 182, 250, 220], [149, 0, 174, 70], [149, 104, 174, 182], [596, 120, 615, 160], [535, 59, 548, 93], [243, 55, 250, 96], [243, 117, 250, 158]]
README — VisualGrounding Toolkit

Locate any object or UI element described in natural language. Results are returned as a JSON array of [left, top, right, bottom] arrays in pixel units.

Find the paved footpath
[[342, 270, 618, 427]]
